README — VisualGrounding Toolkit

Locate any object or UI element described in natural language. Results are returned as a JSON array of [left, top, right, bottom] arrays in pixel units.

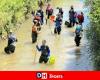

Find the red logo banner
[[0, 71, 100, 80]]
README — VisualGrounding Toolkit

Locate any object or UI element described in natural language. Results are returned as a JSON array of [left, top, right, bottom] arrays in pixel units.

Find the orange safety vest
[[32, 26, 37, 32]]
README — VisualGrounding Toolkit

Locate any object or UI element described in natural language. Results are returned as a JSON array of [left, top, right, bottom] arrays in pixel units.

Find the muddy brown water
[[0, 0, 93, 71]]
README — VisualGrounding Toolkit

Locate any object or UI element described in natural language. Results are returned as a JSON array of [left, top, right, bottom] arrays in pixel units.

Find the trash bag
[[65, 21, 71, 27], [49, 55, 55, 64]]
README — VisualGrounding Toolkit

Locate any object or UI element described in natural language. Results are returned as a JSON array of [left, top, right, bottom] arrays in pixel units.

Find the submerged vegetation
[[86, 0, 100, 70]]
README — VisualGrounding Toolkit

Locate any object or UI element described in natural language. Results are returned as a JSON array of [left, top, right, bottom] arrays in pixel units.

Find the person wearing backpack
[[36, 40, 50, 63], [54, 13, 62, 35]]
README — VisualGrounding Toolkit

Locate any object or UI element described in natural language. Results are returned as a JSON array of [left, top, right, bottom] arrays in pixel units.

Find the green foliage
[[86, 0, 100, 70], [0, 0, 39, 35]]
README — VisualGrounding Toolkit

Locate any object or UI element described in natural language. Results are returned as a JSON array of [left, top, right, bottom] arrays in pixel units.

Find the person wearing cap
[[36, 40, 50, 63]]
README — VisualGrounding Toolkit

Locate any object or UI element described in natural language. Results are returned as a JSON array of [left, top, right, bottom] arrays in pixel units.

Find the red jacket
[[77, 14, 84, 23]]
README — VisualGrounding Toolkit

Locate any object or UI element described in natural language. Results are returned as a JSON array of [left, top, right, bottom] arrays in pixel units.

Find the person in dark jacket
[[36, 40, 50, 63], [54, 14, 62, 35], [69, 6, 75, 27], [46, 4, 53, 19], [38, 8, 44, 25], [59, 8, 63, 18], [5, 30, 17, 54], [8, 30, 17, 46]]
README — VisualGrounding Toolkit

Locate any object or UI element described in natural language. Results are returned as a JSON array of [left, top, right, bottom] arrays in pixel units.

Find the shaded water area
[[0, 0, 94, 71]]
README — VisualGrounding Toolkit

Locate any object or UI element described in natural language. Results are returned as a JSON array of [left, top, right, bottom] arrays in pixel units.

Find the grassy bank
[[0, 0, 46, 38], [86, 0, 100, 70]]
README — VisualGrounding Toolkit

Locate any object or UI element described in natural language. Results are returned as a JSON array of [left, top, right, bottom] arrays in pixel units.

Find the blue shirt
[[36, 45, 50, 57], [55, 17, 62, 28]]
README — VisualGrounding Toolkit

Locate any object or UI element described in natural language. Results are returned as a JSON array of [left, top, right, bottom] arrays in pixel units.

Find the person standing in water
[[38, 8, 44, 25], [69, 5, 76, 27], [59, 8, 64, 18], [74, 22, 82, 46], [5, 30, 17, 54], [54, 13, 63, 35], [77, 12, 84, 27], [36, 40, 50, 64], [46, 4, 53, 19], [32, 20, 38, 43]]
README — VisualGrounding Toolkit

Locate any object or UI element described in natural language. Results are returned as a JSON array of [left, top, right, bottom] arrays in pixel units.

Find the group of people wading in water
[[4, 1, 84, 64], [31, 4, 84, 63]]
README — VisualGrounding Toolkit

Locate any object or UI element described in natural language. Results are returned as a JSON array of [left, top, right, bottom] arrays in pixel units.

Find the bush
[[0, 0, 39, 35], [86, 0, 100, 70]]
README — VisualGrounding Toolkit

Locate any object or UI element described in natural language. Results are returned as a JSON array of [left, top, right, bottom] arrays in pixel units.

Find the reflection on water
[[0, 0, 94, 71], [75, 47, 81, 54], [75, 47, 81, 60]]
